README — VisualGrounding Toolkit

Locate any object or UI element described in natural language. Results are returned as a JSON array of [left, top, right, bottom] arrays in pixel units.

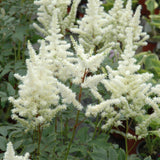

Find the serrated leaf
[[1, 97, 8, 108], [144, 156, 152, 160], [70, 145, 87, 157], [9, 129, 23, 139], [13, 140, 23, 149], [0, 91, 7, 97], [8, 72, 16, 86], [76, 127, 89, 143], [118, 148, 125, 160], [7, 83, 15, 96], [12, 25, 27, 41], [0, 153, 4, 159], [0, 136, 7, 151], [90, 146, 108, 160], [108, 147, 118, 160], [0, 68, 10, 79], [23, 143, 37, 153], [145, 0, 158, 14], [0, 126, 8, 137]]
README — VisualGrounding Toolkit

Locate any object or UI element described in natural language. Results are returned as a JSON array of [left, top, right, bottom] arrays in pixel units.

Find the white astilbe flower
[[67, 37, 111, 85], [3, 142, 30, 160], [8, 41, 83, 130], [34, 0, 80, 35], [108, 0, 149, 50], [71, 0, 113, 53], [82, 74, 106, 102], [44, 9, 74, 81], [85, 28, 160, 135]]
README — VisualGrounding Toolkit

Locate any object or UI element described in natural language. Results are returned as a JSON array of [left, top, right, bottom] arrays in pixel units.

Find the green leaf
[[0, 153, 4, 159], [89, 134, 110, 148], [108, 146, 118, 160], [0, 68, 10, 79], [118, 148, 125, 160], [13, 140, 23, 149], [7, 83, 15, 96], [9, 129, 23, 139], [70, 145, 87, 156], [0, 136, 7, 151], [8, 72, 16, 86], [0, 91, 7, 97], [144, 156, 152, 160], [0, 126, 8, 137], [90, 146, 108, 160], [145, 0, 158, 14], [144, 54, 159, 70], [76, 127, 89, 143], [22, 143, 37, 153], [12, 25, 28, 41], [128, 154, 141, 160], [1, 97, 8, 108]]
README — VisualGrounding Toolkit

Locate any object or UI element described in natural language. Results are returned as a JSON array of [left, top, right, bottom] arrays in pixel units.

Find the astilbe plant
[[84, 28, 160, 159], [9, 40, 82, 131], [5, 0, 160, 159]]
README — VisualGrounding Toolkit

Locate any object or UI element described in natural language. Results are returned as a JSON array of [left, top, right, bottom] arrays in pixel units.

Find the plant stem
[[64, 69, 88, 160], [64, 110, 80, 160], [128, 139, 137, 153], [37, 124, 43, 160], [18, 41, 21, 60], [61, 113, 63, 143], [55, 116, 57, 133], [125, 119, 129, 160]]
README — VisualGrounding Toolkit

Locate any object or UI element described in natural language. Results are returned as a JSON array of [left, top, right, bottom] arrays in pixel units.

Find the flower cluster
[[71, 0, 149, 55], [108, 0, 149, 50], [34, 0, 80, 35], [3, 142, 30, 160], [85, 28, 160, 138], [8, 0, 160, 145], [71, 0, 113, 53], [9, 40, 82, 130]]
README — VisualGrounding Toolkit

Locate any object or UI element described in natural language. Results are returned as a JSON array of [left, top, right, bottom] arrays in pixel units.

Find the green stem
[[18, 41, 21, 60], [22, 36, 27, 61], [92, 116, 104, 139], [61, 113, 63, 144], [33, 129, 37, 160], [14, 45, 17, 62], [55, 116, 57, 133], [64, 118, 68, 141], [64, 69, 88, 160], [37, 124, 43, 160], [64, 110, 80, 160], [125, 119, 129, 160], [128, 139, 137, 153]]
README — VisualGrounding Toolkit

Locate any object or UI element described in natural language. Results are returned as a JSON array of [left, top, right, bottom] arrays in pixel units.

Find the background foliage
[[0, 0, 160, 160]]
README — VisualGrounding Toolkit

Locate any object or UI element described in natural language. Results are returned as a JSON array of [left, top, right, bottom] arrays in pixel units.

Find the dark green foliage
[[0, 0, 40, 122]]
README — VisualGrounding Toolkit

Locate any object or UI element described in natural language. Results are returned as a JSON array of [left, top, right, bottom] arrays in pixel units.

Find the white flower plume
[[3, 142, 30, 160], [71, 0, 113, 53], [85, 28, 160, 135], [9, 41, 82, 130], [34, 0, 80, 35], [108, 0, 149, 50]]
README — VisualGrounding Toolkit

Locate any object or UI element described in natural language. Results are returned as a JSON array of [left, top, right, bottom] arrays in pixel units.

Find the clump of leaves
[[0, 0, 40, 122]]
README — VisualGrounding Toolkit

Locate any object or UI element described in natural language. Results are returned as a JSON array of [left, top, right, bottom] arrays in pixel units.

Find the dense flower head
[[3, 142, 30, 160], [71, 0, 113, 53], [85, 28, 160, 137], [108, 0, 149, 50], [9, 41, 82, 130], [34, 0, 80, 35]]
